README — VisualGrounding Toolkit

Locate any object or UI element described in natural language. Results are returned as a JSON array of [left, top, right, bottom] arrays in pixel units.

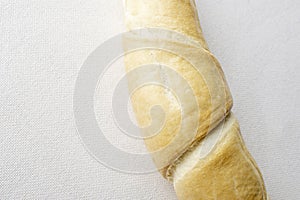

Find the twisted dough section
[[124, 0, 267, 199], [124, 0, 232, 176]]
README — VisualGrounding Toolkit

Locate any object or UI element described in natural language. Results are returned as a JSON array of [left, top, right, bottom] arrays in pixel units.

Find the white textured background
[[1, 0, 300, 199]]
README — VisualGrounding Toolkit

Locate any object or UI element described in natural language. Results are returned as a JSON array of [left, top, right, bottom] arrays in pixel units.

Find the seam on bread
[[165, 100, 233, 181]]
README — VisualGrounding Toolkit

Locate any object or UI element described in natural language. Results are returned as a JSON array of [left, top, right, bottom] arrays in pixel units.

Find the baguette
[[123, 0, 267, 199]]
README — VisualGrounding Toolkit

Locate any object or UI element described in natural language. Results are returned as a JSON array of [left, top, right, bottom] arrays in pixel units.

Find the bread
[[123, 0, 268, 199]]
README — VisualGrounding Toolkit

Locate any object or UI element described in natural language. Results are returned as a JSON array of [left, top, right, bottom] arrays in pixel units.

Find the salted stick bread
[[123, 0, 268, 199]]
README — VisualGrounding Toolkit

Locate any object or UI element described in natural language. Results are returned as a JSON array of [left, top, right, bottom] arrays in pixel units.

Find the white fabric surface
[[0, 0, 299, 199]]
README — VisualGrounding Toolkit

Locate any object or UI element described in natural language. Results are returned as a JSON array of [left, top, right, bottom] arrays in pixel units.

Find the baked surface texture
[[123, 0, 267, 199], [173, 114, 267, 200]]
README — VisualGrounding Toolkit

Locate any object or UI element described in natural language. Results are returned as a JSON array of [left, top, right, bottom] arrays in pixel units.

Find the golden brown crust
[[174, 114, 267, 200]]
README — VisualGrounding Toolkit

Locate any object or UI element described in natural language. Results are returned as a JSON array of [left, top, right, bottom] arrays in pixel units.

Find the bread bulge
[[124, 0, 232, 175], [173, 114, 267, 200]]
